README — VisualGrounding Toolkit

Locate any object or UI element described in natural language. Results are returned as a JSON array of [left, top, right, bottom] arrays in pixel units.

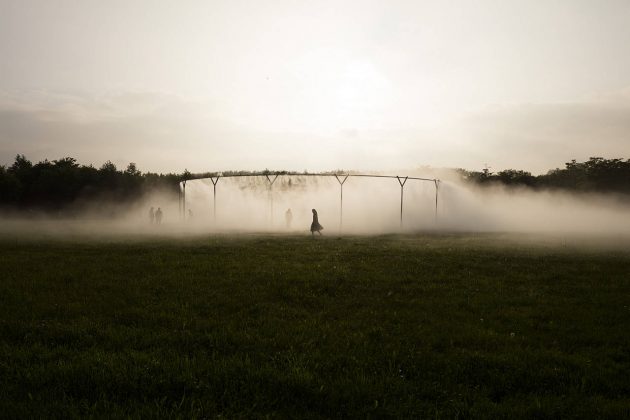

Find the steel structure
[[179, 173, 440, 229]]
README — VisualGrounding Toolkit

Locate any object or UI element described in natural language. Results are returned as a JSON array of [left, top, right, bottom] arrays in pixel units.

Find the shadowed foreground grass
[[1, 233, 629, 418]]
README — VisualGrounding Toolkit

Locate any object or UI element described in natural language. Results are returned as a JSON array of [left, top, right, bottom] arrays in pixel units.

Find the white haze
[[2, 173, 629, 240], [179, 174, 630, 236]]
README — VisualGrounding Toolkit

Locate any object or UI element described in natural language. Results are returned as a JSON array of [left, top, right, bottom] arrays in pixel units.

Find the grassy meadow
[[1, 231, 629, 418]]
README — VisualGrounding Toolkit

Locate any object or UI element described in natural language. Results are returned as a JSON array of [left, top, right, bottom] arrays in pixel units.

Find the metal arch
[[186, 172, 435, 182], [181, 172, 441, 228]]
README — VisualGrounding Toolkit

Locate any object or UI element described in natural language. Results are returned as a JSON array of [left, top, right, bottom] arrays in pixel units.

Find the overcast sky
[[1, 0, 629, 174]]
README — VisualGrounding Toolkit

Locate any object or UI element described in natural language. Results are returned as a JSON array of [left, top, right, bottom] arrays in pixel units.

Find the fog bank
[[1, 173, 629, 238], [180, 174, 630, 235]]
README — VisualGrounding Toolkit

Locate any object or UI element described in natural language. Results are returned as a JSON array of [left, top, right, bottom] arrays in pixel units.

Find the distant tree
[[459, 157, 630, 194], [0, 155, 182, 212], [456, 168, 491, 184], [496, 169, 535, 186], [0, 165, 22, 205], [481, 164, 492, 179], [539, 157, 630, 193], [100, 161, 118, 173], [53, 157, 78, 168], [9, 154, 32, 172], [125, 162, 141, 177], [8, 154, 33, 185]]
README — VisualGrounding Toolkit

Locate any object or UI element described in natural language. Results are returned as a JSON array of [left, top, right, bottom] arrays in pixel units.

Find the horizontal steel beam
[[180, 172, 437, 186]]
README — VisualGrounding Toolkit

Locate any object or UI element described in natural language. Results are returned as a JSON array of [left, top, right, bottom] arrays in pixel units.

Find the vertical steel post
[[265, 174, 278, 227], [434, 179, 439, 223], [334, 174, 349, 232], [182, 180, 186, 220], [210, 176, 220, 224], [397, 176, 408, 228]]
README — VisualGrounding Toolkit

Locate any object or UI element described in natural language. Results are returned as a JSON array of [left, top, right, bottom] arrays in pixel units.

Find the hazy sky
[[1, 0, 629, 173]]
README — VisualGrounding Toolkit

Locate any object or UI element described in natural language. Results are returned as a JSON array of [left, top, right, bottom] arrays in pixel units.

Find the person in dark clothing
[[155, 207, 163, 225], [285, 208, 293, 229], [310, 208, 323, 236]]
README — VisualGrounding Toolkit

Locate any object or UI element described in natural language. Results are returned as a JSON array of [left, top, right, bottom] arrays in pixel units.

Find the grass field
[[1, 232, 629, 418]]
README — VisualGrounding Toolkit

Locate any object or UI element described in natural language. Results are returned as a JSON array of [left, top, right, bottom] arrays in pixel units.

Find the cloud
[[0, 91, 241, 172], [0, 90, 364, 173], [1, 89, 629, 174], [427, 92, 630, 173]]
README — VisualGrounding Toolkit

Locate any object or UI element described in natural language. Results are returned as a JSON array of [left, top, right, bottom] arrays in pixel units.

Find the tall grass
[[1, 233, 629, 418]]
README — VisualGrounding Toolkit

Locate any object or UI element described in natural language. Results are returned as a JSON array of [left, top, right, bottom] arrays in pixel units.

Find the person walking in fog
[[285, 208, 293, 229], [155, 207, 163, 225], [149, 207, 155, 224], [310, 209, 323, 236]]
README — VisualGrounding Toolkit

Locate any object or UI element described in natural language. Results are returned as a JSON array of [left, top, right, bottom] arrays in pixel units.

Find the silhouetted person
[[285, 208, 293, 229], [149, 207, 155, 224], [155, 207, 163, 225], [310, 208, 323, 236], [188, 209, 193, 220]]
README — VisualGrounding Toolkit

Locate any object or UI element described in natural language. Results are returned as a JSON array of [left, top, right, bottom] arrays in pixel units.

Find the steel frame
[[179, 173, 440, 229]]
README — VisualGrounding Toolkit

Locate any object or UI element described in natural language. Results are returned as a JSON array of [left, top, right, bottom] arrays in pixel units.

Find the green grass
[[1, 233, 629, 418]]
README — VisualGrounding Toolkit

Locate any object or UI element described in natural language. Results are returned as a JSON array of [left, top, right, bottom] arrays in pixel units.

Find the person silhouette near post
[[285, 208, 293, 229], [149, 207, 155, 224], [310, 209, 323, 236], [155, 207, 163, 225]]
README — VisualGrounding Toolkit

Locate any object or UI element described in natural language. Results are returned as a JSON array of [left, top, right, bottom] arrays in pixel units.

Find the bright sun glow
[[286, 49, 394, 132]]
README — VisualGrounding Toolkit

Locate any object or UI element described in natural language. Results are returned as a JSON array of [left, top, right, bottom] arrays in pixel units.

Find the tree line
[[458, 157, 630, 194], [0, 155, 181, 214], [1, 155, 629, 213]]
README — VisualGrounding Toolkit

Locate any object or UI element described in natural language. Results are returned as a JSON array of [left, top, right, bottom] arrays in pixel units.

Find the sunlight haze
[[1, 0, 629, 173]]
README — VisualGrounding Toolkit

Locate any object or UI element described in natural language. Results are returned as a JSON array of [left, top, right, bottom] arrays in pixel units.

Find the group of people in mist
[[149, 206, 193, 225], [146, 204, 323, 235], [148, 207, 163, 225]]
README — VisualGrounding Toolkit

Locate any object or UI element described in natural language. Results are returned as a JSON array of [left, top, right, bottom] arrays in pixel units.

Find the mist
[[182, 175, 437, 234], [438, 181, 630, 235], [179, 173, 630, 236], [2, 171, 629, 240]]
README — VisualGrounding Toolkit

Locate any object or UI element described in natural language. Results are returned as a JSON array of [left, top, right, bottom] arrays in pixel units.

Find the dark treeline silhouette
[[0, 155, 181, 214], [458, 157, 630, 194], [2, 155, 629, 214]]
